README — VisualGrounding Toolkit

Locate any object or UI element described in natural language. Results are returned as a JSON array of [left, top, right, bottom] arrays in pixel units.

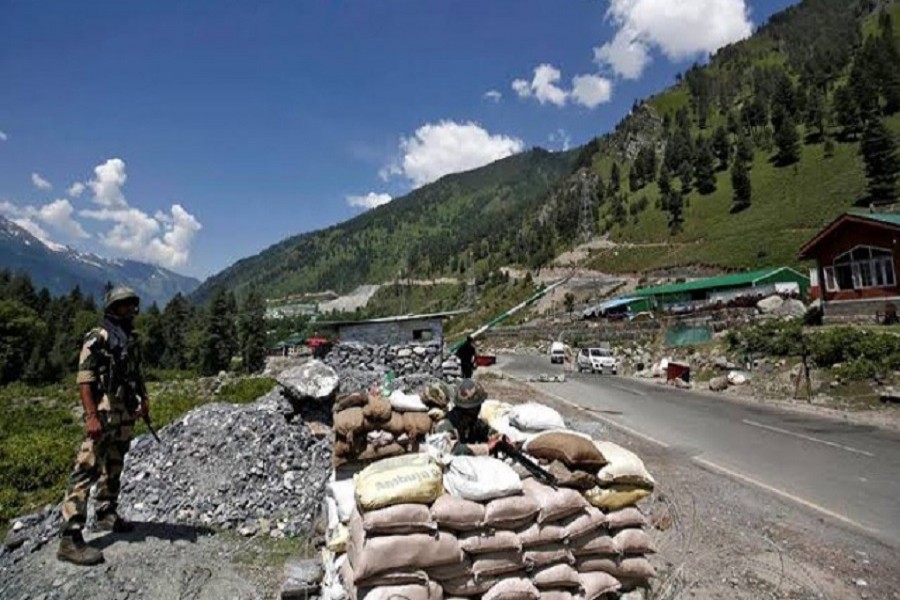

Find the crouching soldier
[[433, 379, 490, 453], [57, 286, 150, 566]]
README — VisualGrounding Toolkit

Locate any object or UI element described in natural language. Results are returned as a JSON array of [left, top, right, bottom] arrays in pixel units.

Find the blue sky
[[0, 0, 798, 279]]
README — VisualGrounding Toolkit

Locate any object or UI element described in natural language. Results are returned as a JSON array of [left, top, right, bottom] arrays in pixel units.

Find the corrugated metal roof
[[317, 309, 469, 327], [633, 267, 794, 297], [582, 296, 639, 317], [852, 211, 900, 226]]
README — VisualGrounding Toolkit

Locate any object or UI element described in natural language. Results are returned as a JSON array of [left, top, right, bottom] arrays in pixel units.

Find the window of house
[[412, 328, 433, 341], [831, 246, 896, 291]]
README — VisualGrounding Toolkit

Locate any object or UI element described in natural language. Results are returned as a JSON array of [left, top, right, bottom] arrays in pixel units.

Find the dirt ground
[[483, 374, 900, 600]]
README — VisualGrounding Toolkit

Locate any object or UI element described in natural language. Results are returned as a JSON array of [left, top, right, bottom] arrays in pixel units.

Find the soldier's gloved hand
[[86, 413, 104, 440]]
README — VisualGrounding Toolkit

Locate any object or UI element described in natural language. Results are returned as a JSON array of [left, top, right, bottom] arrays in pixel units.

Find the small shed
[[318, 310, 468, 347]]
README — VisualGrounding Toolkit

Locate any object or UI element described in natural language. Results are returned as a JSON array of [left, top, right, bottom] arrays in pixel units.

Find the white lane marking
[[694, 457, 879, 536], [742, 419, 875, 458], [525, 382, 670, 449]]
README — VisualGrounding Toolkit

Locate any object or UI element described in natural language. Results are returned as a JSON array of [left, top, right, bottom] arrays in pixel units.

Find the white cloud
[[381, 121, 525, 188], [12, 217, 52, 243], [88, 158, 128, 208], [512, 79, 531, 98], [595, 0, 753, 79], [571, 74, 613, 108], [68, 182, 86, 197], [548, 129, 572, 151], [532, 64, 568, 107], [347, 192, 393, 210], [38, 199, 90, 239], [0, 130, 7, 141], [32, 173, 52, 190], [483, 90, 503, 103]]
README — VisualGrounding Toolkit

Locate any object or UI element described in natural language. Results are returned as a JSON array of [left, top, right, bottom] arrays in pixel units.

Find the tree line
[[0, 270, 275, 387]]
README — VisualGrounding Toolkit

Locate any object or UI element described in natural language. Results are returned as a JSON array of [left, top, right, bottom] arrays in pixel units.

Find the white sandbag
[[389, 389, 430, 412], [328, 479, 357, 523], [491, 414, 535, 445], [443, 455, 523, 502], [509, 403, 566, 432], [595, 442, 655, 489]]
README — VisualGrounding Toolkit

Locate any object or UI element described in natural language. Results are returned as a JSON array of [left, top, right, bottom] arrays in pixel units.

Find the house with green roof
[[798, 212, 900, 321], [632, 267, 809, 312]]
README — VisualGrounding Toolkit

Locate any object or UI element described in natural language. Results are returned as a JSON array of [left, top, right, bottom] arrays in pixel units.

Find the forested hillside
[[197, 0, 900, 301]]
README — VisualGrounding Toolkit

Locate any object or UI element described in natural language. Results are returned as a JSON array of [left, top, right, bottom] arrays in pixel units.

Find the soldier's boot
[[57, 530, 104, 566], [95, 511, 134, 533]]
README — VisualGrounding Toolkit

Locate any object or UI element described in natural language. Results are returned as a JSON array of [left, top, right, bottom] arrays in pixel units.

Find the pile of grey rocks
[[324, 342, 445, 378]]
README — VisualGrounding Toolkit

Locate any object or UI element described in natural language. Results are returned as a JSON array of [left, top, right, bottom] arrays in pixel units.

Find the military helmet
[[455, 379, 487, 409], [104, 286, 140, 311]]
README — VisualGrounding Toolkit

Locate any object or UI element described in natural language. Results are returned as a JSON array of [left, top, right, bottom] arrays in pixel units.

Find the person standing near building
[[455, 335, 477, 379], [57, 286, 150, 566]]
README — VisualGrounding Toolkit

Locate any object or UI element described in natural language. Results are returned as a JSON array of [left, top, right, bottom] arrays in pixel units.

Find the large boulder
[[776, 299, 807, 319], [708, 376, 729, 392], [757, 295, 784, 314], [727, 370, 749, 386], [278, 360, 340, 401]]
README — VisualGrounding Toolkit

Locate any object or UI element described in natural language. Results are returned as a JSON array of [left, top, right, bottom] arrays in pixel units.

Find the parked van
[[549, 341, 566, 364]]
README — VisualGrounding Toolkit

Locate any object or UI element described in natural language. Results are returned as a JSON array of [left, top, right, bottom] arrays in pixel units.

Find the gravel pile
[[324, 342, 445, 378], [119, 388, 332, 538]]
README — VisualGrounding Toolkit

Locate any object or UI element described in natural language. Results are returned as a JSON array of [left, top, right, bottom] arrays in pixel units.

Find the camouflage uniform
[[60, 325, 146, 532], [433, 379, 490, 450]]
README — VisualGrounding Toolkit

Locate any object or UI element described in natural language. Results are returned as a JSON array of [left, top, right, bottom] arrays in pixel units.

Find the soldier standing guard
[[57, 286, 151, 566]]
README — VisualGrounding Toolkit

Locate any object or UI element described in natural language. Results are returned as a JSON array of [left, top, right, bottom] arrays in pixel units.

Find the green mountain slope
[[193, 148, 577, 302]]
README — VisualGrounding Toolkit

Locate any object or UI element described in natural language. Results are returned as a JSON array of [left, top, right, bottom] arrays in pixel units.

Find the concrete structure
[[632, 267, 809, 313], [799, 212, 900, 322], [318, 310, 468, 346]]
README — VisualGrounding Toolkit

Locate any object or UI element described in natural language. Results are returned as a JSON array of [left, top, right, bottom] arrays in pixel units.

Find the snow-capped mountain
[[0, 215, 200, 306]]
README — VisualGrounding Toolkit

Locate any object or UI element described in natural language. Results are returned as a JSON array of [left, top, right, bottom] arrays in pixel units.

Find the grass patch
[[218, 378, 277, 405]]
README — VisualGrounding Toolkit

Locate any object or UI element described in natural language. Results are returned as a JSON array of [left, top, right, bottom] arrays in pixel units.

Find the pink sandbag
[[460, 530, 522, 554], [431, 495, 485, 532], [362, 503, 436, 535], [605, 507, 648, 531], [561, 506, 606, 540], [613, 528, 657, 554], [570, 533, 616, 556], [580, 572, 621, 600], [531, 564, 581, 590], [522, 478, 588, 524], [483, 494, 540, 529], [522, 545, 574, 568], [515, 522, 568, 548], [482, 577, 540, 600]]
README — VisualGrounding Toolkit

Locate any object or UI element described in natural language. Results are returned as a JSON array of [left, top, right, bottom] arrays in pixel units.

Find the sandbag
[[440, 575, 499, 597], [427, 558, 473, 582], [389, 389, 430, 412], [489, 414, 534, 445], [359, 582, 443, 600], [356, 442, 405, 463], [576, 556, 657, 580], [509, 403, 566, 432], [366, 430, 395, 449], [561, 506, 606, 540], [583, 485, 650, 511], [515, 522, 567, 548], [570, 533, 616, 557], [522, 546, 574, 568], [483, 577, 540, 600], [326, 521, 349, 553], [471, 551, 526, 581], [524, 431, 608, 469], [595, 442, 655, 489], [354, 570, 430, 589], [546, 461, 598, 491], [580, 572, 621, 600], [421, 381, 453, 409], [383, 412, 407, 436], [335, 391, 368, 412], [362, 503, 436, 535], [430, 494, 485, 532], [349, 526, 462, 580], [335, 407, 365, 439], [444, 456, 523, 502], [614, 528, 657, 555], [354, 454, 444, 510], [522, 478, 589, 523], [479, 400, 513, 427], [459, 530, 522, 554], [483, 495, 540, 529], [539, 592, 575, 600], [328, 479, 357, 524], [467, 443, 490, 456], [403, 412, 435, 438], [605, 507, 647, 531], [532, 564, 581, 590], [363, 394, 393, 424]]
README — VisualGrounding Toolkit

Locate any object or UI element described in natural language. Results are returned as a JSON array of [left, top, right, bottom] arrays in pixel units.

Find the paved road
[[499, 354, 900, 548]]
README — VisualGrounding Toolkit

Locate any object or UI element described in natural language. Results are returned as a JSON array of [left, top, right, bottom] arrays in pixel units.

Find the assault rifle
[[488, 435, 557, 488]]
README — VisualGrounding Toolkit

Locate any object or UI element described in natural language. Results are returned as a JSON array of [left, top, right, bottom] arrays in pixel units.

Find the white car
[[549, 341, 566, 364], [576, 347, 618, 374]]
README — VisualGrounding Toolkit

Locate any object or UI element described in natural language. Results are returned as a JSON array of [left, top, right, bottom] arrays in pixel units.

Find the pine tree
[[162, 293, 190, 370], [860, 116, 900, 204], [694, 137, 717, 194], [200, 287, 238, 375], [712, 126, 731, 171], [239, 288, 267, 373], [804, 87, 826, 142], [731, 158, 752, 213], [666, 188, 684, 234], [737, 132, 754, 165], [834, 85, 863, 139], [139, 303, 166, 369], [774, 113, 801, 165], [877, 11, 900, 114], [658, 163, 672, 197], [677, 160, 693, 195], [609, 163, 621, 195]]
